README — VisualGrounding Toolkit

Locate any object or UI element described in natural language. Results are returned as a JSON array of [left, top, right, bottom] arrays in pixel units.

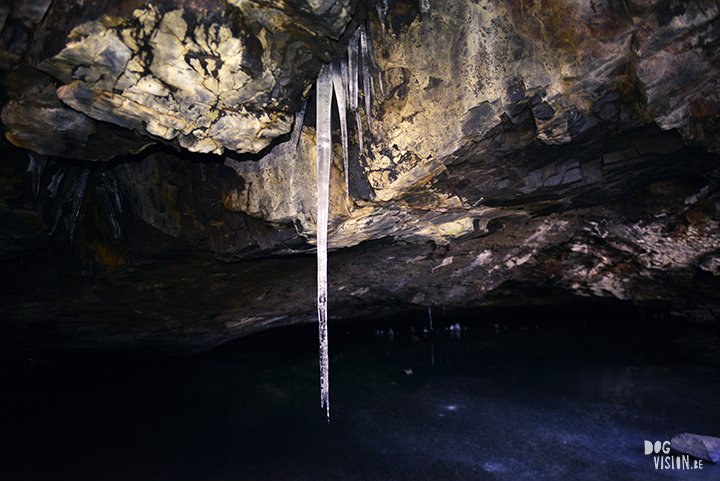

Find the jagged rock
[[671, 433, 720, 463], [1, 64, 153, 160], [13, 0, 52, 24], [2, 0, 355, 156], [0, 0, 719, 350], [40, 4, 295, 154], [112, 149, 306, 260], [634, 1, 720, 150]]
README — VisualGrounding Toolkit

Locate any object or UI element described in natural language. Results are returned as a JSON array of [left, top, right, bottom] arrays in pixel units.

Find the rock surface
[[0, 0, 719, 350], [671, 433, 720, 463], [4, 0, 355, 156]]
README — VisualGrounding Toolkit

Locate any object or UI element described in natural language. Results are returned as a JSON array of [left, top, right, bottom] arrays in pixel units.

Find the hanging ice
[[96, 170, 123, 239], [47, 165, 67, 199], [291, 102, 306, 150], [48, 165, 90, 239], [68, 168, 90, 242], [71, 169, 90, 225], [347, 28, 364, 154], [47, 165, 68, 236], [376, 0, 388, 33], [420, 0, 430, 13], [348, 29, 360, 112], [360, 27, 373, 129], [100, 170, 122, 214], [26, 153, 47, 200], [316, 64, 333, 422], [312, 23, 383, 420], [355, 110, 364, 153], [331, 62, 350, 204]]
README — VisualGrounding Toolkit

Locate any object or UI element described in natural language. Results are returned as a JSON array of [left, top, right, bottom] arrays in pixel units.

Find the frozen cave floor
[[2, 306, 720, 481]]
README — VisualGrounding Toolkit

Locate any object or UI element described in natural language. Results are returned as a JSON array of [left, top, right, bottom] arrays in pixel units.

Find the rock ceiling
[[1, 0, 719, 352]]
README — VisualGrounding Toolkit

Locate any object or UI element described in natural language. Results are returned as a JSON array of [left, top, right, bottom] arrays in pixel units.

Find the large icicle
[[312, 23, 385, 420], [316, 64, 333, 422], [331, 62, 350, 204]]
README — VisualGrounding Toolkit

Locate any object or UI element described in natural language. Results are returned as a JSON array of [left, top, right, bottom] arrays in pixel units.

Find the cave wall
[[0, 0, 719, 350]]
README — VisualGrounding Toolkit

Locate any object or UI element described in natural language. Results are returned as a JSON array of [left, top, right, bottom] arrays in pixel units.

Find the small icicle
[[99, 170, 122, 214], [290, 102, 306, 150], [47, 165, 67, 199], [47, 204, 64, 236], [68, 168, 90, 242], [361, 22, 385, 99], [376, 0, 388, 34], [428, 306, 433, 331], [340, 61, 350, 103], [331, 62, 350, 205], [360, 26, 373, 129], [376, 65, 385, 99], [349, 29, 363, 153], [26, 153, 47, 200], [355, 109, 364, 154], [420, 0, 430, 13], [71, 169, 90, 224], [316, 64, 333, 422], [96, 170, 123, 239], [97, 189, 122, 239], [348, 29, 360, 112]]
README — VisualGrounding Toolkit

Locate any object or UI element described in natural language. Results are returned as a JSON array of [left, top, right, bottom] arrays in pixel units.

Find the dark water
[[3, 307, 720, 480]]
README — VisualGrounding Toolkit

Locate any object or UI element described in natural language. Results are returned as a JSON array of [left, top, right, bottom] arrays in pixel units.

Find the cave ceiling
[[1, 0, 719, 352]]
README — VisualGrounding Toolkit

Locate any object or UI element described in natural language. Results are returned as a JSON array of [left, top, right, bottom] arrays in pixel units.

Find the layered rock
[[0, 0, 719, 350], [3, 0, 356, 156]]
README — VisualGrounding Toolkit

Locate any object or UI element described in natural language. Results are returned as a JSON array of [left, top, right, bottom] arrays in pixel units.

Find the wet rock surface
[[0, 0, 719, 350]]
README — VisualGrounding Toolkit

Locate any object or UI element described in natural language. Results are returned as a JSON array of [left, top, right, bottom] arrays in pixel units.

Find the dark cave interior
[[2, 0, 720, 478]]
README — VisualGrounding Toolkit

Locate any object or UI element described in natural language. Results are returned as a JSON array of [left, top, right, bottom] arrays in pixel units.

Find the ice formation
[[347, 28, 363, 152], [291, 103, 306, 150], [96, 170, 123, 239], [47, 165, 66, 198], [46, 165, 68, 236], [376, 0, 388, 33], [69, 168, 90, 241], [314, 22, 381, 420], [346, 23, 379, 154], [26, 153, 47, 200], [44, 163, 124, 241], [348, 29, 360, 112], [420, 0, 430, 13], [331, 63, 350, 204], [47, 164, 90, 240], [360, 27, 373, 129], [316, 64, 333, 421]]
